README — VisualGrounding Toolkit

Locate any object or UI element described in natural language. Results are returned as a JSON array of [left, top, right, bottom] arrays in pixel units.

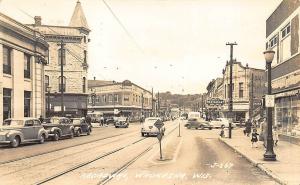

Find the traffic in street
[[0, 118, 277, 185]]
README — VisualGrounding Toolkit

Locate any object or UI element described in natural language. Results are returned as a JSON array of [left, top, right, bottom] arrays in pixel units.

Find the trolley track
[[97, 126, 178, 185], [0, 130, 137, 165], [34, 124, 178, 185]]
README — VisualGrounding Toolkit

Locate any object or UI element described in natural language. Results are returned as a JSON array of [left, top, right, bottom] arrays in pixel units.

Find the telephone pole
[[250, 73, 254, 120], [226, 42, 237, 139], [151, 88, 154, 116], [58, 40, 65, 117]]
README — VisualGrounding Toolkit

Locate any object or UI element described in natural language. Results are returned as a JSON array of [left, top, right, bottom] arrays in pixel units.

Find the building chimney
[[34, 16, 42, 26]]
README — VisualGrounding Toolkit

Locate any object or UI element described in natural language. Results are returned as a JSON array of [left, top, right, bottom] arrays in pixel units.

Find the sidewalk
[[219, 128, 300, 185]]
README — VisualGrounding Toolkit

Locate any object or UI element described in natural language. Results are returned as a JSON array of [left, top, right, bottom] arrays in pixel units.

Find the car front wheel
[[11, 136, 20, 148], [87, 129, 91, 135], [39, 134, 45, 144], [76, 130, 81, 137], [70, 130, 74, 138], [53, 132, 59, 141]]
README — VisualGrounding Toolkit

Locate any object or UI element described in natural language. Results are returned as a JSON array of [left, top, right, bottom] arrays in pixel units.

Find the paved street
[[0, 120, 278, 185]]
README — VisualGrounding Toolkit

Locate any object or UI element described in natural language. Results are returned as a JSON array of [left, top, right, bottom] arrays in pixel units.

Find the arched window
[[58, 76, 66, 92], [82, 77, 86, 93]]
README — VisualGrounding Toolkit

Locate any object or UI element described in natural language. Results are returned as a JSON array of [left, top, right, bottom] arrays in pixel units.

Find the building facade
[[206, 78, 224, 119], [206, 61, 266, 122], [266, 0, 300, 139], [0, 13, 48, 121], [88, 80, 153, 121], [27, 1, 90, 117]]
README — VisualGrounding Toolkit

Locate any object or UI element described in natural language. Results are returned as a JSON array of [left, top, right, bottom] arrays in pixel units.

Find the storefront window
[[276, 95, 300, 138], [3, 88, 12, 120]]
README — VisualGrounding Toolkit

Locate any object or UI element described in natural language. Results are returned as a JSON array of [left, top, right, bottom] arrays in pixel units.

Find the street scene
[[0, 0, 300, 184]]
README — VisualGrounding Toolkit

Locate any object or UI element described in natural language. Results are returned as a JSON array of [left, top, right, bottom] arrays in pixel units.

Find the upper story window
[[45, 75, 49, 90], [124, 95, 129, 101], [103, 95, 106, 102], [3, 46, 12, 75], [281, 23, 291, 39], [24, 54, 31, 79], [84, 36, 87, 43], [58, 48, 66, 65], [108, 94, 113, 102], [114, 94, 118, 102], [269, 35, 278, 48], [239, 82, 244, 98]]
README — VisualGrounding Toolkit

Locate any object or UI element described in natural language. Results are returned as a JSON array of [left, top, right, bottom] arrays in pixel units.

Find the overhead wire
[[101, 0, 145, 54]]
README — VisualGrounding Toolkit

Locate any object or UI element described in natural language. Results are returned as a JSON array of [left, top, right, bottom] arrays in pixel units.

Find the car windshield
[[118, 117, 127, 121], [50, 118, 60, 124], [3, 120, 24, 126], [72, 119, 81, 124]]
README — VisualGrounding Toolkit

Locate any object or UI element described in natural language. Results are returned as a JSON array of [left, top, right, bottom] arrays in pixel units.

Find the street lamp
[[46, 86, 51, 117], [263, 49, 276, 161]]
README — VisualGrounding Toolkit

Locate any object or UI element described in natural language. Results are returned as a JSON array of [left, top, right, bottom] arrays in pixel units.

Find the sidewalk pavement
[[219, 128, 300, 185]]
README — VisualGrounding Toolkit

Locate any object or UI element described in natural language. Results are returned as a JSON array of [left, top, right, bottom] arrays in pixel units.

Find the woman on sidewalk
[[251, 128, 259, 148], [273, 126, 279, 146]]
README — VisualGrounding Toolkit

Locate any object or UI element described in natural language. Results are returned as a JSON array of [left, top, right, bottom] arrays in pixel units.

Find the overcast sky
[[0, 0, 282, 94]]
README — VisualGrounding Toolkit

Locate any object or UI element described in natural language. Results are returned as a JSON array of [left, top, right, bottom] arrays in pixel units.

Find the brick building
[[206, 61, 266, 122], [266, 0, 300, 139], [27, 1, 90, 117], [88, 80, 153, 121], [0, 13, 48, 120]]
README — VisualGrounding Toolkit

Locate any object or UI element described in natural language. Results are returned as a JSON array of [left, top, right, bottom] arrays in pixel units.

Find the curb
[[218, 138, 287, 185]]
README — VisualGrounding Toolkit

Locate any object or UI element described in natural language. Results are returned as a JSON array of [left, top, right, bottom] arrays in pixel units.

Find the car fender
[[50, 127, 62, 136], [38, 129, 48, 139], [74, 126, 81, 132], [69, 125, 75, 132], [7, 131, 24, 143]]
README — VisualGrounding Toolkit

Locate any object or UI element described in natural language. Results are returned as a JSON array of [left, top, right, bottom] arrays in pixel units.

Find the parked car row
[[0, 117, 92, 148]]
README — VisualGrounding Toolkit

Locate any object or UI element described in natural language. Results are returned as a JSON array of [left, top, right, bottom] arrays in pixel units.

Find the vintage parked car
[[114, 117, 129, 128], [71, 118, 92, 136], [42, 117, 75, 141], [210, 118, 236, 128], [185, 118, 213, 130], [0, 118, 48, 148], [141, 117, 165, 137]]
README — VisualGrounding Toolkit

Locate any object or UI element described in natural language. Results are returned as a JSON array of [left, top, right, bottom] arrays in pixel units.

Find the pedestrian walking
[[39, 115, 44, 123], [251, 128, 259, 148], [219, 125, 225, 138], [260, 118, 268, 148], [245, 119, 252, 137], [100, 116, 104, 126], [273, 126, 279, 146], [86, 115, 92, 126], [252, 119, 258, 129]]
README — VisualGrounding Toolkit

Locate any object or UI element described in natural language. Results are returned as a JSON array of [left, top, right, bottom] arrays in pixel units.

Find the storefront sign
[[207, 98, 225, 106], [265, 95, 275, 107]]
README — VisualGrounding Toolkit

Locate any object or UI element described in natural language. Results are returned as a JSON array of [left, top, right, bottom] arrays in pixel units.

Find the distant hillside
[[158, 91, 205, 110]]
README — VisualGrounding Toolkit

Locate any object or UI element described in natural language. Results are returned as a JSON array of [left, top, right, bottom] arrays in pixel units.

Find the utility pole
[[141, 93, 144, 117], [151, 88, 154, 116], [157, 91, 160, 116], [226, 42, 237, 139], [250, 73, 254, 120], [58, 40, 65, 117], [201, 94, 204, 118]]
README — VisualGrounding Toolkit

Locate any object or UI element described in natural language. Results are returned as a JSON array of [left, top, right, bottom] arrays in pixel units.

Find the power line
[[101, 0, 144, 54]]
